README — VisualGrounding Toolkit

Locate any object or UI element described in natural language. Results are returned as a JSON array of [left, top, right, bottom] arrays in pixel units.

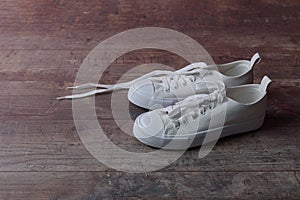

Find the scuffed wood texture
[[0, 0, 299, 199]]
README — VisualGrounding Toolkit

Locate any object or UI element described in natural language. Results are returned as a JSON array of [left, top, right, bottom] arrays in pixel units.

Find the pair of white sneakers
[[58, 53, 272, 150]]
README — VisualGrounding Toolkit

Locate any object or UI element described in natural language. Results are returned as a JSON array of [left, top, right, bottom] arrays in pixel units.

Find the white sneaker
[[133, 76, 272, 150], [128, 53, 260, 109], [57, 53, 261, 105]]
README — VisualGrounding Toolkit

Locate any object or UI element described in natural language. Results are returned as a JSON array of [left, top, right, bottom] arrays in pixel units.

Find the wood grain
[[0, 0, 299, 199], [0, 172, 299, 200]]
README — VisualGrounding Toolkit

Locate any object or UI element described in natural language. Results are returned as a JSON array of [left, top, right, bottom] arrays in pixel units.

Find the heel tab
[[250, 53, 261, 68], [259, 76, 272, 92]]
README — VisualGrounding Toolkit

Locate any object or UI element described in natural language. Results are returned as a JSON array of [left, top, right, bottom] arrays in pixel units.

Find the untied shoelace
[[57, 62, 216, 100]]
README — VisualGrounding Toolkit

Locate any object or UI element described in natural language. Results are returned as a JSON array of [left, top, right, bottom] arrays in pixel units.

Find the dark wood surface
[[0, 0, 299, 199]]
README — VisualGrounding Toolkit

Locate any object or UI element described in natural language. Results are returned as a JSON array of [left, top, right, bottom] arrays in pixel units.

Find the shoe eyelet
[[165, 88, 170, 93], [200, 110, 205, 115], [174, 121, 180, 129]]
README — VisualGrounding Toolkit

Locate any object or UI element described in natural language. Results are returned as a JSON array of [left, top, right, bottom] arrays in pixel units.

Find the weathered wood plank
[[0, 118, 299, 172], [0, 49, 298, 85], [0, 0, 300, 32], [0, 171, 299, 200]]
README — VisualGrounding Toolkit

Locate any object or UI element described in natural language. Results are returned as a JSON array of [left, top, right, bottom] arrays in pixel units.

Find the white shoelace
[[160, 81, 226, 135], [151, 67, 214, 94], [57, 62, 215, 100]]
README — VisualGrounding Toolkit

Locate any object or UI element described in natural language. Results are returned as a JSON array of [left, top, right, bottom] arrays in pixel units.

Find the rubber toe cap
[[131, 80, 154, 97], [135, 111, 164, 138]]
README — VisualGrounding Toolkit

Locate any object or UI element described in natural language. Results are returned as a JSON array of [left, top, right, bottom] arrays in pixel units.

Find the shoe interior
[[226, 85, 265, 104], [217, 61, 249, 77]]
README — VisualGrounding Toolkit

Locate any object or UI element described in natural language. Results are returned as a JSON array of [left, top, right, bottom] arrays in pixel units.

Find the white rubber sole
[[133, 115, 265, 150]]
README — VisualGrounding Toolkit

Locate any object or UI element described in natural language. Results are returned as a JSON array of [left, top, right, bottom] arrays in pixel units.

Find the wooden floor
[[0, 0, 299, 199]]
